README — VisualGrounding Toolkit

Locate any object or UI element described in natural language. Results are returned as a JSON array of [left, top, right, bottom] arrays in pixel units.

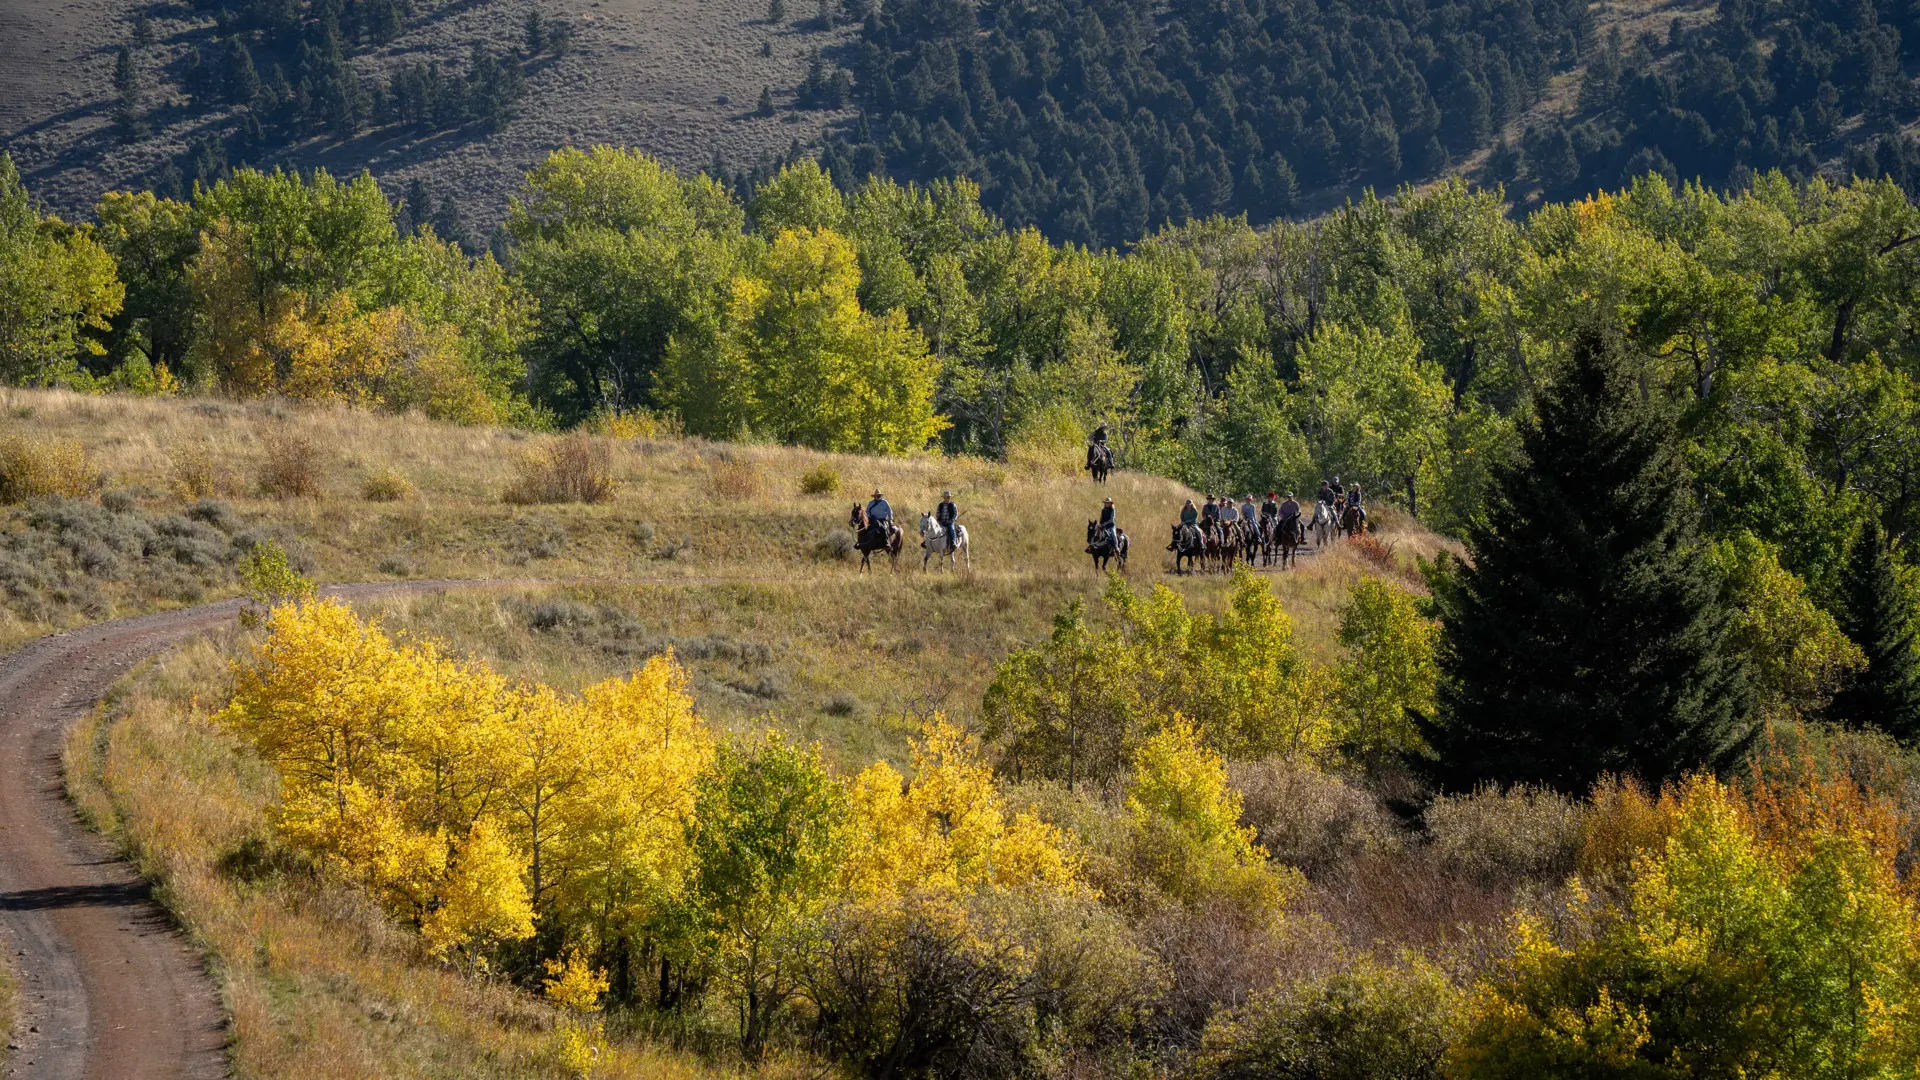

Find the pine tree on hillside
[[1421, 328, 1755, 795], [1830, 521, 1920, 743]]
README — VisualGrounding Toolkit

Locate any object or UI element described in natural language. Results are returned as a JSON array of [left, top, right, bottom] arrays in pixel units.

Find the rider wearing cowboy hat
[[866, 489, 893, 529], [934, 490, 959, 548], [1098, 496, 1118, 545]]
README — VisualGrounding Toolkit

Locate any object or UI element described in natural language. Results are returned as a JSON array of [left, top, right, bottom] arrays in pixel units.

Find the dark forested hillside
[[811, 0, 1920, 247]]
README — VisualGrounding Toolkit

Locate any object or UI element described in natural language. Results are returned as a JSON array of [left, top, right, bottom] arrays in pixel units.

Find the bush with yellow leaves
[[0, 434, 96, 503]]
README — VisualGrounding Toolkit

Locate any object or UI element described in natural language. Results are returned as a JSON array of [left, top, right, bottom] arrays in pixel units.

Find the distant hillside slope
[[0, 0, 849, 231], [809, 0, 1920, 247]]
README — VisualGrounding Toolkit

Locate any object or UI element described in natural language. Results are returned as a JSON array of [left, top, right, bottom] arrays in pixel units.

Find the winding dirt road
[[0, 584, 467, 1079]]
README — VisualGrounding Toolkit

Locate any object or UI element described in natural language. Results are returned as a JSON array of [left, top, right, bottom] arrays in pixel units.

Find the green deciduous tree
[[683, 736, 844, 1056], [0, 154, 125, 384]]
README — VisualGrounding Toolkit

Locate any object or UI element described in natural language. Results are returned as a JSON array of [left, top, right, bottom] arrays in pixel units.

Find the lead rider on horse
[[1098, 497, 1119, 545], [866, 489, 898, 544]]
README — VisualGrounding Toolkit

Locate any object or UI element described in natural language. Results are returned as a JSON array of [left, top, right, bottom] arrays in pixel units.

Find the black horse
[[1086, 520, 1129, 571], [1084, 443, 1113, 483], [1274, 513, 1304, 568], [851, 505, 902, 571], [1168, 522, 1204, 574]]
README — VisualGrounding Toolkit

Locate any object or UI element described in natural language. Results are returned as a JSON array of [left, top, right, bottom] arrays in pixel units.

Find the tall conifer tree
[[1421, 328, 1754, 794], [1830, 520, 1920, 743]]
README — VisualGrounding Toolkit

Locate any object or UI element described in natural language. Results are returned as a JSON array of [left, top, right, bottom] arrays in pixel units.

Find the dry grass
[[709, 456, 762, 500], [67, 636, 827, 1080], [0, 388, 1456, 664], [0, 433, 96, 503]]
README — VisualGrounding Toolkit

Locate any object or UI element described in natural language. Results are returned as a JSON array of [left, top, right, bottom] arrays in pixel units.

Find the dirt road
[[0, 583, 472, 1080]]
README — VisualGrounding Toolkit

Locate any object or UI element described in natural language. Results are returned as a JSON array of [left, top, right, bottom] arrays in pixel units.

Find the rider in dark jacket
[[1261, 491, 1281, 522], [1179, 499, 1199, 526], [1201, 495, 1221, 535], [1098, 497, 1118, 545], [935, 491, 959, 531]]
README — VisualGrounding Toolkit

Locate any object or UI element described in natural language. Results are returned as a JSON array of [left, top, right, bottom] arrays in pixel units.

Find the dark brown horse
[[1084, 443, 1113, 483], [1274, 513, 1305, 568], [850, 505, 902, 571], [1086, 520, 1128, 571], [1339, 499, 1368, 539]]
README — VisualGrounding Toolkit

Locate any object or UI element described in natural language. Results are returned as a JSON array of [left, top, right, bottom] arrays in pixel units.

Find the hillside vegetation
[[814, 0, 1920, 245]]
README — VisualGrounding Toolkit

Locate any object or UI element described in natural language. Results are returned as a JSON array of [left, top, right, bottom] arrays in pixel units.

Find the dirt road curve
[[0, 583, 468, 1080]]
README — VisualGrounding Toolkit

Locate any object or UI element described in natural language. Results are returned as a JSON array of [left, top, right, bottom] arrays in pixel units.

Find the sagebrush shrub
[[799, 462, 841, 495], [256, 430, 325, 499], [1230, 759, 1403, 876], [504, 433, 615, 505], [0, 435, 96, 503]]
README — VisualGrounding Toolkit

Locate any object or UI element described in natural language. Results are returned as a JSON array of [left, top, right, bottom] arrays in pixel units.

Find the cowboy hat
[[1104, 497, 1114, 504], [872, 489, 884, 497], [941, 490, 953, 497]]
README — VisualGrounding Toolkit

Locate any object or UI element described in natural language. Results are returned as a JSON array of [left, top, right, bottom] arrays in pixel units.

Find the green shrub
[[799, 462, 841, 495], [1191, 958, 1460, 1080]]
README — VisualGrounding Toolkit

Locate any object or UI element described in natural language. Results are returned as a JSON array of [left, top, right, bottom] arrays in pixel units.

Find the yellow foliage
[[843, 717, 1079, 901], [219, 600, 714, 964], [423, 820, 536, 957], [543, 948, 611, 1014]]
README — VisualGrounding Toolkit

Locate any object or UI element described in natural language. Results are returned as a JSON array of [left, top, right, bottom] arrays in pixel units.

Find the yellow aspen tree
[[421, 818, 536, 959], [499, 683, 593, 923]]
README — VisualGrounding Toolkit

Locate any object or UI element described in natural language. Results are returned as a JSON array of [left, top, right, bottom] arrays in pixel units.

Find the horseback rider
[[1260, 491, 1281, 528], [1098, 496, 1118, 546], [1347, 483, 1363, 509], [1317, 479, 1334, 507], [1330, 475, 1346, 498], [934, 490, 959, 550], [1091, 423, 1108, 448], [1218, 495, 1240, 530], [1240, 493, 1258, 530], [1180, 498, 1199, 527], [1281, 492, 1302, 522], [866, 489, 895, 540], [1201, 494, 1221, 536]]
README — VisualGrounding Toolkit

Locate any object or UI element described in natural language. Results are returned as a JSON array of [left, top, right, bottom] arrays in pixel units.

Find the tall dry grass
[[0, 434, 96, 503]]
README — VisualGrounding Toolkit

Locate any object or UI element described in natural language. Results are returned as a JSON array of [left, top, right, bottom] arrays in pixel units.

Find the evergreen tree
[[768, 0, 785, 22], [431, 194, 472, 253], [131, 12, 154, 48], [524, 8, 545, 55], [225, 37, 261, 106], [1829, 521, 1920, 743], [757, 85, 775, 116], [113, 46, 138, 100], [1421, 328, 1754, 794], [404, 177, 432, 236]]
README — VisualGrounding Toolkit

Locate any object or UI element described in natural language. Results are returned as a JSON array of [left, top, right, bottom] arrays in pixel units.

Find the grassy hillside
[[23, 387, 1455, 1078], [1, 386, 1449, 726], [0, 0, 847, 230]]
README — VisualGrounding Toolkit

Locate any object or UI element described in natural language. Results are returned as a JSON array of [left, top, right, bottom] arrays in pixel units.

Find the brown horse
[[1084, 443, 1113, 483], [850, 505, 902, 571], [1339, 499, 1368, 539]]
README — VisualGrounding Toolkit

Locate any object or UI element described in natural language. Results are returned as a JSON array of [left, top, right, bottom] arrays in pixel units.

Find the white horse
[[920, 513, 971, 571], [1310, 500, 1336, 547]]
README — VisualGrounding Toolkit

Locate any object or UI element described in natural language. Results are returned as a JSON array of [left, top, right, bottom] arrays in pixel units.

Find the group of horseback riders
[[850, 488, 966, 570], [1083, 417, 1369, 572]]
